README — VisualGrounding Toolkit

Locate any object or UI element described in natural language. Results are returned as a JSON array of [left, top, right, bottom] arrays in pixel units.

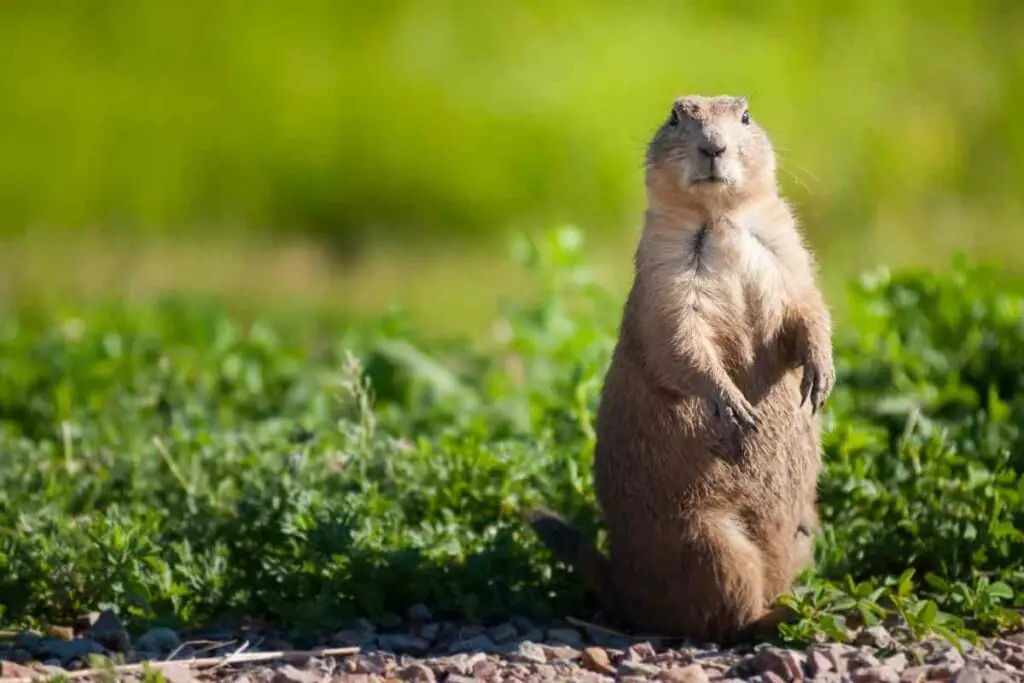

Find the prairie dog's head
[[645, 95, 777, 210]]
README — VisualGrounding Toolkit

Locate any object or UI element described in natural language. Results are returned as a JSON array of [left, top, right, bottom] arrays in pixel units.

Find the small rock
[[951, 668, 985, 683], [932, 645, 966, 670], [536, 664, 557, 680], [582, 647, 616, 675], [376, 634, 430, 655], [510, 615, 535, 633], [517, 627, 546, 644], [271, 665, 321, 683], [447, 634, 497, 654], [820, 643, 853, 674], [761, 673, 788, 683], [13, 632, 43, 652], [578, 675, 616, 683], [588, 631, 633, 650], [851, 665, 900, 683], [849, 651, 882, 671], [657, 664, 711, 683], [626, 642, 658, 662], [406, 604, 432, 623], [0, 662, 38, 678], [486, 622, 518, 644], [136, 627, 182, 654], [262, 636, 295, 652], [41, 637, 105, 664], [978, 672, 1013, 683], [546, 627, 585, 649], [0, 648, 32, 663], [855, 626, 893, 649], [458, 624, 487, 639], [899, 666, 930, 683], [159, 663, 200, 683], [618, 660, 662, 677], [74, 611, 101, 631], [883, 653, 908, 673], [542, 644, 581, 661], [444, 676, 479, 683], [397, 663, 435, 683], [331, 630, 369, 647], [434, 622, 461, 649], [751, 647, 804, 681], [419, 622, 441, 641], [511, 641, 548, 664], [473, 658, 499, 679], [85, 608, 130, 652], [807, 649, 835, 677]]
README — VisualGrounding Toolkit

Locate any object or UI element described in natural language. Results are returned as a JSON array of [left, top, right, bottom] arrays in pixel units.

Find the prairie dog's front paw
[[704, 378, 758, 432], [799, 347, 835, 414]]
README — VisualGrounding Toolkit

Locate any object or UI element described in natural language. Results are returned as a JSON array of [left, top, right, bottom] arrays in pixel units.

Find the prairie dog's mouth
[[690, 174, 730, 186]]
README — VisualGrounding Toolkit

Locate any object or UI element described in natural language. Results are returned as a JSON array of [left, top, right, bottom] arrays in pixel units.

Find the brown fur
[[527, 94, 835, 644]]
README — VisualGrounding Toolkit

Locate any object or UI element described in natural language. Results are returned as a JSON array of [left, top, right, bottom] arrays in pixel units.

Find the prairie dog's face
[[645, 95, 777, 202]]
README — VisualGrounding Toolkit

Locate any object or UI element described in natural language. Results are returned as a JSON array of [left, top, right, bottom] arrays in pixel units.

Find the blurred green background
[[1, 1, 1022, 333]]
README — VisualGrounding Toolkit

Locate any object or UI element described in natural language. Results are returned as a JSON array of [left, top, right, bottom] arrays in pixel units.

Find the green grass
[[2, 228, 1024, 648]]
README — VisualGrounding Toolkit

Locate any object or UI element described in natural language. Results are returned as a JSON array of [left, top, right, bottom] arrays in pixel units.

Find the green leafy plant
[[1, 229, 1024, 648]]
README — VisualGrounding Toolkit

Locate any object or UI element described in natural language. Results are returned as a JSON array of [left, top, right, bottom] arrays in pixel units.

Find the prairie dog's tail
[[524, 507, 614, 608]]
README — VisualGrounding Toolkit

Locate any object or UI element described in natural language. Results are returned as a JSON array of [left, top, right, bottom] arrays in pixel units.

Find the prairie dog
[[528, 94, 834, 643]]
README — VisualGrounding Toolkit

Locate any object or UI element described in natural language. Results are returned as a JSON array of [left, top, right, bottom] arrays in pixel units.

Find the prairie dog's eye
[[741, 109, 751, 125], [668, 109, 680, 127]]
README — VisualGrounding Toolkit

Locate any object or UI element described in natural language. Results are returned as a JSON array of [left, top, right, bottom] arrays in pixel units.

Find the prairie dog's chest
[[694, 222, 791, 301]]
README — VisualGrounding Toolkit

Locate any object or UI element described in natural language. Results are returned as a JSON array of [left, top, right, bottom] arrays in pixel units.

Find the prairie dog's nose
[[698, 142, 726, 158]]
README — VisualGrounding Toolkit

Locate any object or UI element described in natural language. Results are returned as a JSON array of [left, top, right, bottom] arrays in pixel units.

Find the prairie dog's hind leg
[[619, 511, 773, 642]]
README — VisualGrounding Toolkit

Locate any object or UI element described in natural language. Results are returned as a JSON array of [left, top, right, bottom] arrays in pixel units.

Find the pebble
[[136, 626, 182, 654], [40, 637, 105, 664], [397, 662, 435, 682], [899, 665, 931, 683], [418, 622, 441, 641], [849, 650, 883, 671], [657, 663, 711, 683], [542, 643, 582, 662], [270, 665, 320, 683], [751, 647, 805, 681], [619, 660, 663, 677], [582, 646, 616, 675], [486, 621, 518, 644], [510, 641, 548, 664], [856, 625, 894, 649], [158, 663, 199, 683], [546, 627, 586, 649], [0, 662, 38, 678], [447, 634, 497, 654], [2, 614, 1024, 683], [626, 641, 658, 662], [807, 648, 835, 676], [851, 665, 901, 683], [376, 634, 430, 655], [952, 668, 985, 683], [86, 608, 131, 652]]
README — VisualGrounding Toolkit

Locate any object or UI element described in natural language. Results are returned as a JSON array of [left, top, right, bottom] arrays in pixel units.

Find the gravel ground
[[2, 607, 1023, 682]]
